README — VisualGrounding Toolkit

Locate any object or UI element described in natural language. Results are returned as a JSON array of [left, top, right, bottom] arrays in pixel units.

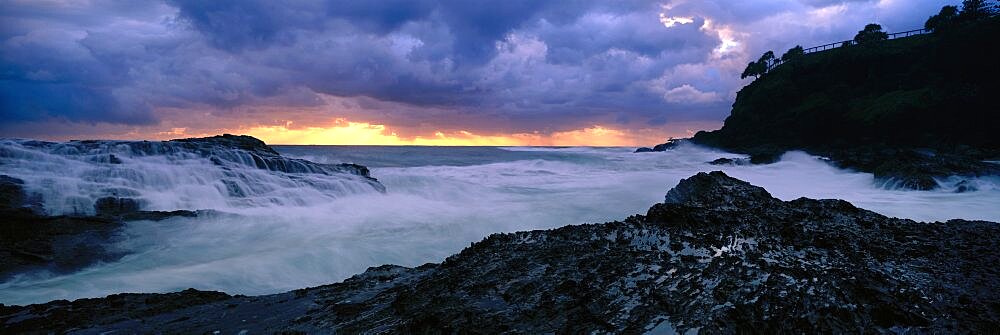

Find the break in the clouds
[[0, 0, 951, 144]]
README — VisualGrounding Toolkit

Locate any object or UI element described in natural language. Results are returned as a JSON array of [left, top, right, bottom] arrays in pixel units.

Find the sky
[[0, 0, 951, 145]]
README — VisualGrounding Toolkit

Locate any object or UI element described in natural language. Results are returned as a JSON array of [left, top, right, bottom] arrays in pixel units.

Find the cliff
[[691, 17, 1000, 189]]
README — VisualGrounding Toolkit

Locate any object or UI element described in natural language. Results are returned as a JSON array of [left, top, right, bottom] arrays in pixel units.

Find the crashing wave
[[0, 134, 385, 215]]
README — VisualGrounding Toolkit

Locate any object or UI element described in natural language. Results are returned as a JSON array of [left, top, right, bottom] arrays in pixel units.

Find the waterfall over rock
[[0, 134, 385, 215]]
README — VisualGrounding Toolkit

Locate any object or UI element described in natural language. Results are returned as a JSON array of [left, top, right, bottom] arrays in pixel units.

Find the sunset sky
[[1, 0, 948, 145]]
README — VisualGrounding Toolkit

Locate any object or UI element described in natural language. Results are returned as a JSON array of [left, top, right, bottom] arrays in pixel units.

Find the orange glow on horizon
[[5, 116, 717, 146], [228, 119, 675, 146]]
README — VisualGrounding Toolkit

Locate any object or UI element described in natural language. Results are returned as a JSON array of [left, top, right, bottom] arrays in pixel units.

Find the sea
[[1, 142, 998, 305]]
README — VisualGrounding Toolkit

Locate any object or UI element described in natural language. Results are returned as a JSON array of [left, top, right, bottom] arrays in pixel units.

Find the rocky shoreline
[[637, 139, 1000, 191], [0, 134, 386, 281], [3, 171, 997, 333]]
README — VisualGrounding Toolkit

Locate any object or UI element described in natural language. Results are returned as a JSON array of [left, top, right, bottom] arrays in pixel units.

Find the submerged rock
[[0, 177, 199, 280], [3, 171, 998, 333], [0, 208, 203, 280], [954, 180, 977, 193]]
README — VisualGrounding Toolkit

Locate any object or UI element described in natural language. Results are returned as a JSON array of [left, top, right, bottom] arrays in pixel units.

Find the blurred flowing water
[[1, 141, 997, 305]]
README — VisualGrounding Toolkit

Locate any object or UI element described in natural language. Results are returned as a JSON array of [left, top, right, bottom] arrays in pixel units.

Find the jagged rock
[[635, 139, 685, 153], [826, 147, 1000, 190], [0, 288, 232, 334], [4, 171, 997, 333], [664, 171, 777, 210], [172, 133, 279, 155], [653, 141, 679, 151]]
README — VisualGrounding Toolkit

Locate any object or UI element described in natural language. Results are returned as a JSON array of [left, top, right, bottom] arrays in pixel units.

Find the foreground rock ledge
[[3, 171, 998, 333]]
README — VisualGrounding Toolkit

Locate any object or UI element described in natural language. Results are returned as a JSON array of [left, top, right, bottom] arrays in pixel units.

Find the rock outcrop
[[0, 134, 384, 280], [689, 17, 1000, 189], [4, 171, 997, 333], [0, 175, 201, 280], [634, 139, 685, 153]]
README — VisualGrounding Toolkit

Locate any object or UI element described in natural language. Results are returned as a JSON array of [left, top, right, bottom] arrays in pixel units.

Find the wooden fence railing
[[765, 28, 930, 72]]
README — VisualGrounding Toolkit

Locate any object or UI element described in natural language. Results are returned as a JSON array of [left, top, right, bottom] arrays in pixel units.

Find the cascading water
[[1, 140, 998, 305], [0, 135, 384, 215]]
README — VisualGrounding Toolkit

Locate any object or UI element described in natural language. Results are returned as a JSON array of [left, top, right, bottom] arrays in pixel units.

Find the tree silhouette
[[781, 45, 805, 62], [854, 24, 888, 45], [926, 5, 959, 32], [758, 51, 776, 70], [741, 61, 758, 80], [741, 51, 776, 80], [960, 0, 997, 20]]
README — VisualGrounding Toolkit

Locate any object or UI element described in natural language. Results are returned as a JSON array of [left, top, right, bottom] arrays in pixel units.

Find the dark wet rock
[[709, 157, 735, 165], [634, 147, 654, 153], [172, 133, 279, 155], [954, 180, 977, 193], [0, 207, 203, 280], [118, 210, 200, 221], [5, 171, 998, 333], [0, 175, 42, 213], [825, 146, 1000, 190], [748, 151, 782, 164], [708, 157, 751, 166], [664, 171, 777, 210], [0, 175, 26, 211], [652, 141, 679, 151], [7, 134, 386, 195], [0, 208, 123, 280], [635, 139, 686, 153], [0, 288, 232, 334], [170, 135, 379, 184], [94, 197, 142, 216]]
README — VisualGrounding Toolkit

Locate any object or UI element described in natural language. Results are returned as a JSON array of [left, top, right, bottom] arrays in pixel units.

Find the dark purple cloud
[[0, 0, 956, 136]]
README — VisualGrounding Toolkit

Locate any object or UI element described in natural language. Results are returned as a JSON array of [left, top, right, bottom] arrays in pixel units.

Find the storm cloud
[[0, 0, 950, 138]]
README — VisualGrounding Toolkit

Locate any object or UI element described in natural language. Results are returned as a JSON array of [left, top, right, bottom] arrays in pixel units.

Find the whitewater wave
[[0, 137, 384, 215], [1, 141, 998, 305]]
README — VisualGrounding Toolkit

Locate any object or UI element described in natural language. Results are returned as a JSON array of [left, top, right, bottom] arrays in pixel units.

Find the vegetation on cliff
[[686, 5, 1000, 188], [695, 15, 999, 153]]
